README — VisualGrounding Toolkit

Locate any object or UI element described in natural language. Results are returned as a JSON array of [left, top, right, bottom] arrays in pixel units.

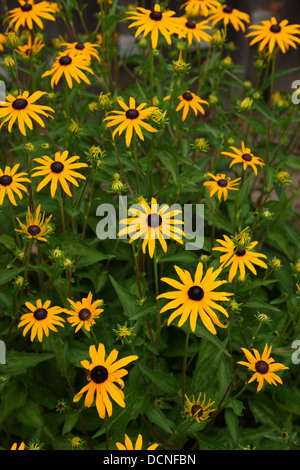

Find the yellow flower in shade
[[10, 442, 25, 450], [16, 35, 45, 58], [125, 3, 182, 49], [181, 0, 221, 17], [212, 235, 268, 283], [0, 91, 55, 136], [0, 33, 6, 52], [0, 164, 30, 206], [61, 41, 100, 64], [247, 17, 300, 54], [177, 17, 212, 45], [118, 197, 185, 259], [104, 97, 158, 147], [203, 173, 241, 201], [157, 262, 233, 334], [208, 4, 250, 32], [6, 0, 56, 31], [173, 91, 208, 121], [18, 299, 65, 342], [185, 393, 215, 422], [41, 51, 93, 89], [15, 204, 52, 242], [31, 150, 88, 198], [65, 292, 104, 333], [221, 141, 265, 175], [115, 434, 159, 451], [237, 344, 289, 392], [73, 343, 138, 419]]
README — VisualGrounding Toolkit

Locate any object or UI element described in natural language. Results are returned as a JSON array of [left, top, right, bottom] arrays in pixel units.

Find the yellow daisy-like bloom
[[185, 392, 215, 422], [221, 141, 265, 175], [41, 51, 93, 89], [177, 17, 212, 45], [31, 150, 88, 198], [18, 299, 65, 342], [115, 434, 159, 451], [212, 234, 268, 283], [246, 17, 300, 54], [104, 97, 158, 148], [203, 173, 241, 201], [61, 41, 100, 64], [0, 91, 55, 136], [0, 33, 5, 52], [65, 292, 104, 333], [10, 442, 26, 450], [6, 0, 56, 31], [237, 344, 289, 392], [157, 262, 233, 334], [118, 197, 185, 259], [125, 3, 182, 49], [0, 164, 30, 206], [181, 0, 222, 17], [16, 35, 45, 58], [73, 343, 138, 419], [174, 91, 208, 121], [15, 204, 52, 242], [208, 4, 250, 32]]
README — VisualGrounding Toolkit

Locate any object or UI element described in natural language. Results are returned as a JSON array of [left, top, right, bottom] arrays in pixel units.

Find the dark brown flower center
[[34, 308, 48, 320], [150, 10, 162, 21], [186, 20, 196, 29], [125, 109, 139, 119], [50, 161, 64, 173], [78, 308, 91, 321], [28, 225, 41, 236], [147, 213, 162, 228], [255, 360, 269, 374], [223, 6, 233, 14], [0, 175, 13, 186], [217, 178, 228, 187], [21, 3, 33, 12], [235, 248, 246, 257], [25, 48, 33, 56], [75, 42, 85, 50], [59, 55, 72, 66], [270, 24, 281, 33], [242, 153, 252, 162], [182, 92, 193, 101], [12, 98, 28, 110], [90, 365, 109, 384], [188, 285, 204, 301], [191, 404, 203, 417]]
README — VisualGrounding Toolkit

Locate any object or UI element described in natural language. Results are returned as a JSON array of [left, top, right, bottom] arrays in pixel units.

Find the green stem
[[182, 323, 190, 410], [133, 134, 140, 195]]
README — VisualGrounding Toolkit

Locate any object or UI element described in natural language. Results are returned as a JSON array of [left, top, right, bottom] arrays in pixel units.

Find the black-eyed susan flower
[[247, 17, 300, 54], [203, 173, 241, 201], [208, 4, 250, 32], [0, 91, 55, 136], [212, 234, 268, 282], [221, 141, 265, 175], [181, 0, 222, 17], [0, 164, 30, 206], [15, 204, 52, 242], [115, 434, 159, 451], [177, 17, 212, 45], [41, 51, 93, 89], [73, 343, 138, 419], [16, 34, 45, 58], [118, 197, 185, 258], [61, 41, 100, 64], [31, 150, 88, 198], [104, 97, 158, 147], [157, 262, 233, 334], [237, 344, 289, 392], [6, 0, 56, 31], [65, 292, 104, 333], [18, 299, 65, 342], [10, 442, 26, 450], [185, 392, 215, 422], [125, 3, 182, 49], [167, 91, 208, 121]]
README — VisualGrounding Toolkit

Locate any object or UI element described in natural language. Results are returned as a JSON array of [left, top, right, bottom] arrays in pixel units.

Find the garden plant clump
[[1, 0, 300, 451]]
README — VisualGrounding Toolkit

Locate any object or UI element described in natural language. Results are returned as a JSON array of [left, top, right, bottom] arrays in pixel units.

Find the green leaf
[[0, 379, 28, 424], [109, 275, 139, 317], [272, 387, 300, 415], [0, 266, 25, 286], [0, 350, 54, 376], [224, 408, 239, 445], [145, 405, 175, 434], [142, 366, 178, 394], [62, 412, 79, 435]]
